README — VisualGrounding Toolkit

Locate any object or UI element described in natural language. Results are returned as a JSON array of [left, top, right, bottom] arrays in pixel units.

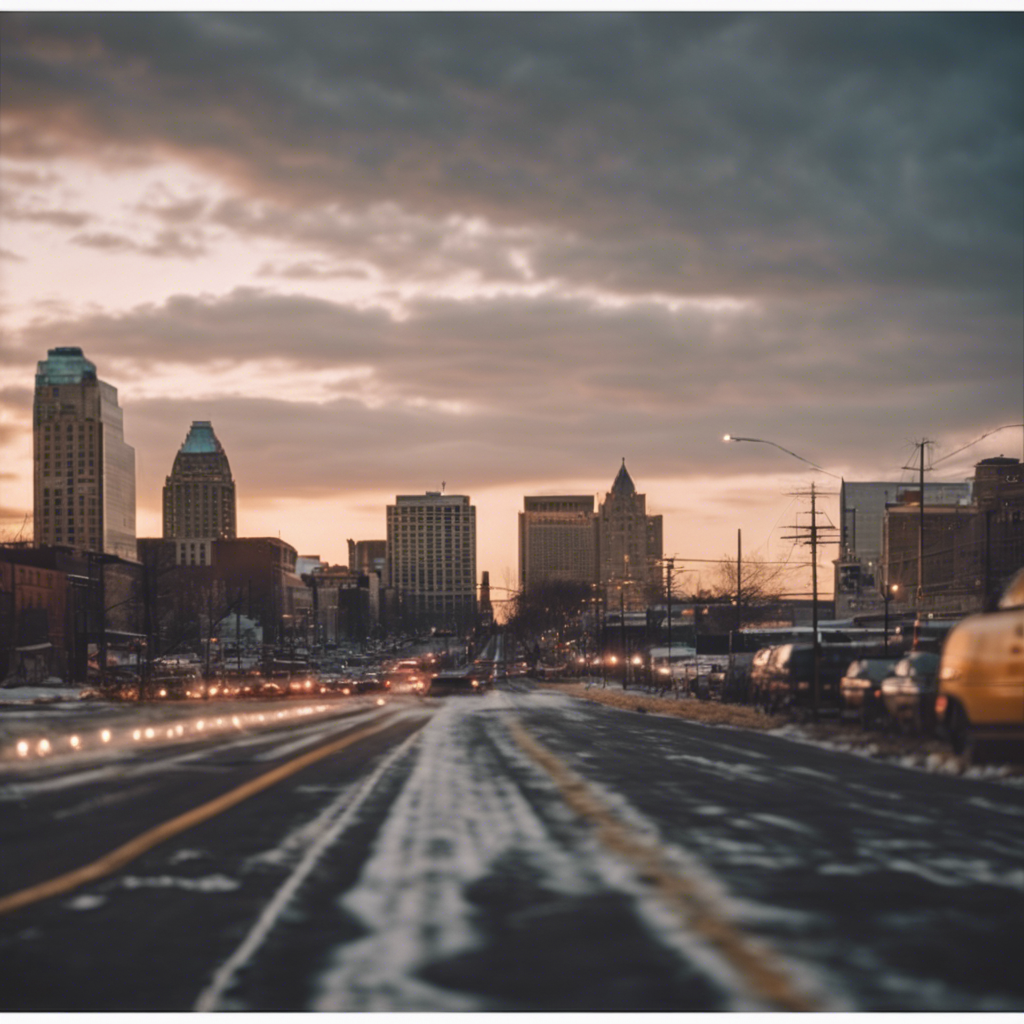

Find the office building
[[163, 421, 237, 566], [33, 347, 136, 560], [348, 539, 387, 577], [519, 495, 597, 590], [834, 479, 971, 616], [882, 458, 1024, 615], [597, 460, 663, 608], [139, 535, 311, 648], [386, 492, 477, 629]]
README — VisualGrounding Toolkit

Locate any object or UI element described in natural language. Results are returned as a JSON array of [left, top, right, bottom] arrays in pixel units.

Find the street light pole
[[619, 586, 627, 689], [723, 435, 841, 479]]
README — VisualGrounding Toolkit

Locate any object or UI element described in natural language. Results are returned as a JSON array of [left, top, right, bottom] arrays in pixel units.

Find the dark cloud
[[9, 284, 1020, 497], [70, 228, 207, 258], [257, 260, 374, 281], [1, 11, 1021, 549], [136, 195, 209, 224], [2, 12, 1020, 300], [1, 202, 91, 228]]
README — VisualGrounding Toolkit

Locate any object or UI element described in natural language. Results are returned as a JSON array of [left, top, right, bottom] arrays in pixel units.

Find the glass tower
[[33, 347, 136, 560]]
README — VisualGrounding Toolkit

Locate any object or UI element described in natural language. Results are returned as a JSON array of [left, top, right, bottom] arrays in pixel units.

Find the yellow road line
[[508, 717, 818, 1012], [0, 713, 410, 918]]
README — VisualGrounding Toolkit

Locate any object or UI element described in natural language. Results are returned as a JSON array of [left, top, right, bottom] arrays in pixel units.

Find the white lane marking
[[121, 874, 240, 893], [193, 724, 426, 1012], [251, 707, 422, 763], [66, 893, 107, 911]]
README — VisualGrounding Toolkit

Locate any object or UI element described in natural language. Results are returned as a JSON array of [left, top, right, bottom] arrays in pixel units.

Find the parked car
[[756, 644, 853, 716], [879, 652, 941, 733], [936, 570, 1024, 760], [840, 658, 898, 727], [748, 647, 776, 709]]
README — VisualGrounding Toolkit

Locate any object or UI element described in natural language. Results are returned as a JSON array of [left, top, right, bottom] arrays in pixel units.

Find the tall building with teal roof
[[163, 421, 237, 566], [33, 347, 136, 560]]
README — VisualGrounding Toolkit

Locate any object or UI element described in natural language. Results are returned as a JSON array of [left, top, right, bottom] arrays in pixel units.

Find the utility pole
[[664, 557, 674, 686], [781, 482, 839, 720], [918, 439, 926, 601], [236, 588, 242, 676], [619, 586, 627, 688], [899, 439, 933, 606], [735, 530, 742, 634], [141, 558, 152, 701], [206, 585, 213, 680], [96, 555, 107, 689]]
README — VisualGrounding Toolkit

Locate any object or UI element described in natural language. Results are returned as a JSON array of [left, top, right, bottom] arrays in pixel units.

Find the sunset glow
[[2, 13, 1021, 602]]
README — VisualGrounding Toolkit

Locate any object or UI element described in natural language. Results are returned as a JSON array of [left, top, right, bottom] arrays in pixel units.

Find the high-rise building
[[33, 347, 136, 560], [163, 421, 236, 566], [518, 495, 597, 590], [597, 460, 663, 608], [386, 492, 477, 628]]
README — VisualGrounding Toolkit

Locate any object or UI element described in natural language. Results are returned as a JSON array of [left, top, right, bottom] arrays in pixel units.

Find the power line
[[932, 423, 1024, 466]]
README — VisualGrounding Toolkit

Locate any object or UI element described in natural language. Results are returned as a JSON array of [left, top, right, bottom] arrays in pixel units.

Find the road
[[2, 682, 1023, 1011]]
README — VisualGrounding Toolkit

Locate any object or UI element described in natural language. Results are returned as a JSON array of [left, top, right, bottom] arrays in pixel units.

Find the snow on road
[[307, 691, 810, 1011]]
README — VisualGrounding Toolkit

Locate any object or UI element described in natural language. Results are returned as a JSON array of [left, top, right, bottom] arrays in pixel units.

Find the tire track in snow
[[193, 717, 430, 1011], [311, 697, 794, 1011]]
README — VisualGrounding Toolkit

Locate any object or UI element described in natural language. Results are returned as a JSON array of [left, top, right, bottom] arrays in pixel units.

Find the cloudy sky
[[2, 11, 1022, 602]]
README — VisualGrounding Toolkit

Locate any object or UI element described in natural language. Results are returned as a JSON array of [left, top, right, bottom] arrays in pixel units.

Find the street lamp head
[[723, 434, 732, 442]]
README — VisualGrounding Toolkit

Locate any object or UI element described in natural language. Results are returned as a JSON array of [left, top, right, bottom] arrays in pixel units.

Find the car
[[354, 672, 390, 694], [748, 647, 776, 708], [427, 668, 486, 696], [879, 652, 941, 733], [936, 571, 1024, 760], [840, 658, 897, 728], [383, 659, 428, 693], [756, 644, 862, 717]]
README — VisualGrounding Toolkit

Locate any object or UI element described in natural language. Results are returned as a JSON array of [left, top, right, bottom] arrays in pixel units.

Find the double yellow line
[[0, 714, 405, 917], [508, 717, 818, 1012]]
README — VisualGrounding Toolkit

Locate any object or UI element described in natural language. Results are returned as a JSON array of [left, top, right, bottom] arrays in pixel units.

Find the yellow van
[[936, 569, 1024, 759]]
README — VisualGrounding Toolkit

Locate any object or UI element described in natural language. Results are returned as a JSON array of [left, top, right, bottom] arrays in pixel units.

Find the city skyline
[[2, 13, 1022, 601]]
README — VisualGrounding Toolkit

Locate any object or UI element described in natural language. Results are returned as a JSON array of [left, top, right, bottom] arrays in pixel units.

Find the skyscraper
[[597, 460, 662, 608], [386, 492, 477, 629], [33, 347, 136, 559], [163, 421, 237, 566], [518, 495, 597, 589]]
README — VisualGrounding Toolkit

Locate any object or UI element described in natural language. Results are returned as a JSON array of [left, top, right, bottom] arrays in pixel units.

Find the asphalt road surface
[[2, 682, 1023, 1011]]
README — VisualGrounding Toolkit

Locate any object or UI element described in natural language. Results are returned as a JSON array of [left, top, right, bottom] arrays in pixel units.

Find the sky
[[1, 11, 1022, 608]]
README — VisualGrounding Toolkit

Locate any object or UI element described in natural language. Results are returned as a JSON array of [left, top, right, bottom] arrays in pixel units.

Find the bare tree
[[703, 554, 800, 629]]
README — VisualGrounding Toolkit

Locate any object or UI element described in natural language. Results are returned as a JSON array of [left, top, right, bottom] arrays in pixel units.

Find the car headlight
[[471, 679, 479, 687]]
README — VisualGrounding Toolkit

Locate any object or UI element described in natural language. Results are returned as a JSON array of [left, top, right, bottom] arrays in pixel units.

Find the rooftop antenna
[[441, 480, 446, 494]]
